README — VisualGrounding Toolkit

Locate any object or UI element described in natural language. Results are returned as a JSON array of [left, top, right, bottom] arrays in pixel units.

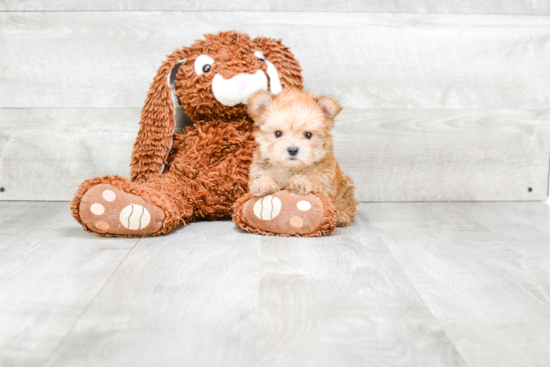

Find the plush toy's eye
[[304, 132, 312, 139], [275, 131, 283, 138], [194, 55, 215, 76]]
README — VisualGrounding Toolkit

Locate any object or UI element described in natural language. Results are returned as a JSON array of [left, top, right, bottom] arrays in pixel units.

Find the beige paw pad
[[102, 190, 116, 201], [90, 203, 105, 215], [120, 204, 151, 230], [95, 221, 109, 231], [296, 200, 311, 211], [289, 216, 304, 228], [253, 195, 282, 220]]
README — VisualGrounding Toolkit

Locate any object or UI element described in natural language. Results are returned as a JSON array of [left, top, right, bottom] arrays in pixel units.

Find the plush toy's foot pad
[[233, 190, 337, 237], [79, 184, 165, 236]]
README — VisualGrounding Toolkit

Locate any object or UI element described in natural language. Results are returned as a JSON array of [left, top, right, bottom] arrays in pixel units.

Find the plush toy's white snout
[[212, 51, 283, 107], [212, 70, 269, 107]]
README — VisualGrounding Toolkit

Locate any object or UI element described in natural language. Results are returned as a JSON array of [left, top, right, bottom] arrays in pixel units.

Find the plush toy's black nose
[[287, 146, 299, 156]]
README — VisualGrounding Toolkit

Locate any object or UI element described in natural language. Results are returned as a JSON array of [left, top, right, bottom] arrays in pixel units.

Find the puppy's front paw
[[287, 177, 314, 196], [250, 177, 279, 197], [336, 211, 353, 227]]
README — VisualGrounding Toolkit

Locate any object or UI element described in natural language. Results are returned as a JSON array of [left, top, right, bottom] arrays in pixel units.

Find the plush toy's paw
[[250, 177, 279, 197], [78, 183, 165, 236], [232, 190, 338, 237]]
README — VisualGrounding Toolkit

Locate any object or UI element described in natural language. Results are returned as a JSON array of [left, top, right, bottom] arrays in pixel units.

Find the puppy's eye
[[258, 58, 265, 63], [304, 132, 313, 139], [202, 64, 211, 73], [275, 131, 283, 138]]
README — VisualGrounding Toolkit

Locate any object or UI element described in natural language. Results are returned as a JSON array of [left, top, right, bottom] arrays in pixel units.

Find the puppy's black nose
[[287, 146, 299, 156]]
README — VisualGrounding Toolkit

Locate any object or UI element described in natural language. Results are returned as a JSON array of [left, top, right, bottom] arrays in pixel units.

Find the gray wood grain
[[334, 109, 550, 202], [44, 220, 263, 367], [0, 201, 138, 367], [1, 0, 548, 14], [257, 220, 467, 367], [1, 12, 550, 109], [43, 206, 467, 367], [3, 201, 550, 365], [364, 201, 550, 367], [1, 108, 548, 201]]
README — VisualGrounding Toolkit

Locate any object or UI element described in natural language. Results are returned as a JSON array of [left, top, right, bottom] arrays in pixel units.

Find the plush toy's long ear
[[130, 48, 188, 184], [253, 37, 303, 91]]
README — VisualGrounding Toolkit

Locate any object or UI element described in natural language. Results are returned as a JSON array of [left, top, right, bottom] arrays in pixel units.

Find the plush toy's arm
[[130, 49, 188, 184]]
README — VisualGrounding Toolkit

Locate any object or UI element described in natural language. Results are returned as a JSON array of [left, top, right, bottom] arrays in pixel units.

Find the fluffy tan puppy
[[247, 89, 357, 226]]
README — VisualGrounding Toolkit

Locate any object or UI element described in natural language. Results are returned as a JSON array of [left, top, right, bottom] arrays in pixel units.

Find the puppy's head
[[248, 89, 341, 168]]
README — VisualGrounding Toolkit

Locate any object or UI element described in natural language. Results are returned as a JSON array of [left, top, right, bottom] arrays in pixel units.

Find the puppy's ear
[[317, 96, 342, 125], [247, 90, 273, 124]]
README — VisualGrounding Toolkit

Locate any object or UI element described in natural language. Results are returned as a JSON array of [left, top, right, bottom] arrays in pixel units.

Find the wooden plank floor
[[1, 201, 549, 366]]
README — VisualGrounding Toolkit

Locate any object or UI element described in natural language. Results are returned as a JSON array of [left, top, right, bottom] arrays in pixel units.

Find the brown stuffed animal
[[71, 31, 336, 237]]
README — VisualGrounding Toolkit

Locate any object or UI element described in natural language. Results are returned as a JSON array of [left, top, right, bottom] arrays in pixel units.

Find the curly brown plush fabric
[[130, 33, 303, 184], [70, 31, 304, 236]]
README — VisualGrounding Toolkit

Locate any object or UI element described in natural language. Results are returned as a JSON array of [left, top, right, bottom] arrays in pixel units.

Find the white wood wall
[[1, 1, 549, 14], [0, 2, 549, 201]]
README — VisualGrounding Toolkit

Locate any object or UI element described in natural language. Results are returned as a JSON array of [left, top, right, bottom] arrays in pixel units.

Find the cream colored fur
[[247, 89, 357, 226]]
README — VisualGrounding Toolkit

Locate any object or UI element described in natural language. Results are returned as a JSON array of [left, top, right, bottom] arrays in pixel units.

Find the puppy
[[247, 89, 357, 227]]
